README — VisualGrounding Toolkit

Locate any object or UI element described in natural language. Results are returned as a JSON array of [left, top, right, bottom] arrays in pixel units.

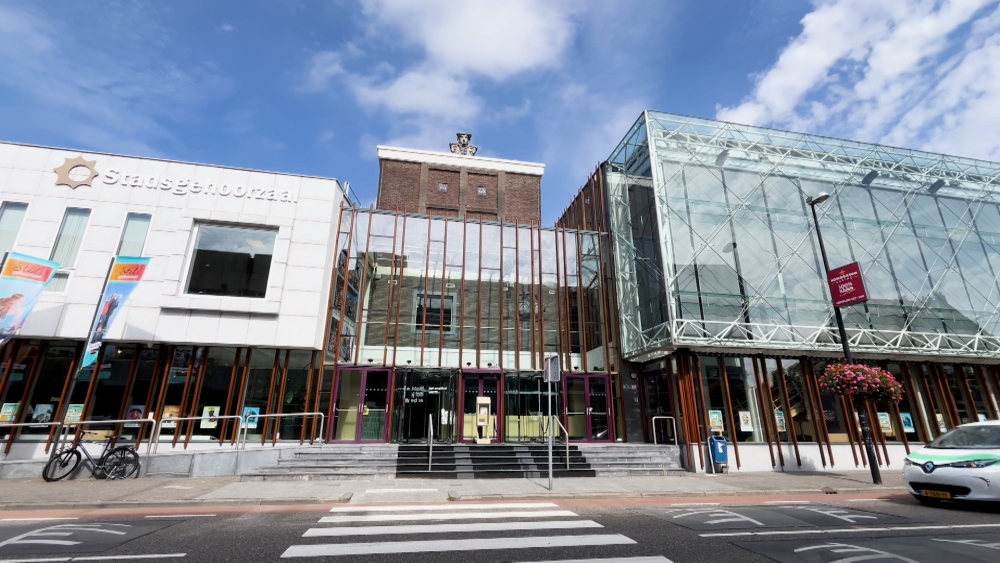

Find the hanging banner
[[0, 252, 60, 348], [828, 262, 868, 308], [80, 256, 150, 371]]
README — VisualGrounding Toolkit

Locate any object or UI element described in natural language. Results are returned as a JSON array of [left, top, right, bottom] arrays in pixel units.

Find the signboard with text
[[0, 252, 60, 349], [827, 262, 868, 307], [80, 256, 150, 371]]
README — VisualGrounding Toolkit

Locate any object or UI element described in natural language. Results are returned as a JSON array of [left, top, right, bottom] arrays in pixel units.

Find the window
[[117, 213, 151, 256], [438, 182, 449, 193], [185, 224, 277, 298], [0, 202, 27, 259], [413, 293, 455, 333], [476, 186, 487, 196], [46, 207, 91, 292]]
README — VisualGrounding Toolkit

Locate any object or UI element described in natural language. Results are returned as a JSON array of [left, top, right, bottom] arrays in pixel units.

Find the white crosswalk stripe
[[282, 500, 670, 562]]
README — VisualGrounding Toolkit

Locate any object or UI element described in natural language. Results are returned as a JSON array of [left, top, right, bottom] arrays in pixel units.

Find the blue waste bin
[[708, 435, 728, 470]]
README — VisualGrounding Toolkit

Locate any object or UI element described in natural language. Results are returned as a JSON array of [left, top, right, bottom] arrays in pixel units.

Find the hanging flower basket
[[819, 363, 903, 404]]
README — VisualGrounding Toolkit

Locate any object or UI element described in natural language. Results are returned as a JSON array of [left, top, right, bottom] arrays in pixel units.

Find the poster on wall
[[30, 404, 53, 424], [877, 412, 893, 435], [64, 404, 84, 423], [738, 410, 753, 432], [242, 406, 260, 430], [708, 410, 724, 432], [936, 413, 947, 432], [774, 409, 786, 433], [80, 256, 150, 371], [0, 252, 60, 349], [0, 402, 18, 422], [900, 412, 915, 433], [200, 406, 221, 429], [124, 405, 145, 428], [160, 405, 180, 429]]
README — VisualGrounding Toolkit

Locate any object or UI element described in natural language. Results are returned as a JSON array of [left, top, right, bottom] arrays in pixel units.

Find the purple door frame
[[458, 369, 501, 443], [328, 367, 392, 442], [562, 373, 612, 442]]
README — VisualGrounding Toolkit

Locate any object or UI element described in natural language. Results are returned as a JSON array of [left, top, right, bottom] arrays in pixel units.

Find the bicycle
[[43, 433, 141, 482]]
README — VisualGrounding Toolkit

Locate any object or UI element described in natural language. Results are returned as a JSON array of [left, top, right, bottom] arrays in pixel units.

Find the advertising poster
[[124, 404, 145, 428], [900, 412, 915, 433], [160, 405, 180, 429], [774, 409, 786, 433], [64, 404, 84, 423], [738, 410, 753, 432], [242, 406, 260, 429], [708, 409, 724, 432], [200, 406, 221, 429], [936, 413, 947, 432], [80, 256, 150, 371], [0, 252, 60, 348], [0, 402, 19, 422], [877, 412, 893, 434], [30, 403, 54, 424]]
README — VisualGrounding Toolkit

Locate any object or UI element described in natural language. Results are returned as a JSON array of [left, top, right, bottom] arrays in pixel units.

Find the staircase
[[240, 442, 684, 481]]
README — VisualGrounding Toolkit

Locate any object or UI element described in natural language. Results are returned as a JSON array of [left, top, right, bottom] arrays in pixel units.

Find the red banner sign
[[828, 262, 868, 307]]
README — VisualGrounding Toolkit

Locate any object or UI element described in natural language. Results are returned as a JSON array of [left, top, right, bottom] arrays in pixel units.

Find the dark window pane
[[185, 224, 276, 298]]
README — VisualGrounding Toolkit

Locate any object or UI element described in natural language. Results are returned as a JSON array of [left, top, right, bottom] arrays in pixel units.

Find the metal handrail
[[427, 414, 433, 471], [652, 416, 678, 446], [553, 418, 570, 469], [150, 415, 243, 455], [238, 412, 326, 450], [48, 418, 157, 464]]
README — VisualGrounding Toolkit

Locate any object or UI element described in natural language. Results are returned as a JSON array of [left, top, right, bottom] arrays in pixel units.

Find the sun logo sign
[[53, 155, 100, 190]]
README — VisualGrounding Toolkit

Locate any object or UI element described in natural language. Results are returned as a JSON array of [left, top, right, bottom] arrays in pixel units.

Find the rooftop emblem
[[54, 155, 99, 190], [449, 132, 477, 156]]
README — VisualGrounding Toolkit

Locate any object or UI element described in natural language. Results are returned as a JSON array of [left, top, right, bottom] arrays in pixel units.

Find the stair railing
[[651, 416, 677, 446], [553, 418, 571, 469], [427, 414, 433, 471]]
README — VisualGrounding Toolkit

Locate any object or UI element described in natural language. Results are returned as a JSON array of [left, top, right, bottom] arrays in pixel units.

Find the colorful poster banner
[[64, 404, 84, 423], [80, 256, 150, 371], [124, 404, 145, 428], [0, 402, 19, 422], [738, 410, 753, 432], [242, 406, 260, 430], [200, 406, 221, 429], [160, 405, 180, 429], [877, 412, 893, 434], [774, 409, 786, 433], [708, 409, 724, 432], [900, 412, 915, 433], [0, 252, 60, 348], [30, 403, 54, 424]]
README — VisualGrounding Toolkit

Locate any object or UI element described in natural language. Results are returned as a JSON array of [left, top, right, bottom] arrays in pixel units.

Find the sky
[[1, 0, 998, 224]]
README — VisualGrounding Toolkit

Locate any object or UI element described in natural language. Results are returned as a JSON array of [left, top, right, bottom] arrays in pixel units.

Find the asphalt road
[[1, 496, 999, 562]]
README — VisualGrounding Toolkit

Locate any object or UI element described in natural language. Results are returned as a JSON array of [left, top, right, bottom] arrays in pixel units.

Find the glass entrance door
[[330, 368, 390, 442], [460, 371, 500, 442], [563, 374, 612, 442], [390, 369, 456, 444]]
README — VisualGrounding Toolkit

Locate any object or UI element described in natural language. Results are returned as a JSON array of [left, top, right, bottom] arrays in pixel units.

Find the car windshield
[[928, 425, 1000, 449]]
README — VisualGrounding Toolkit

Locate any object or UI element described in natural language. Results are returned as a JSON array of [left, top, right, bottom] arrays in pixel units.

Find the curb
[[447, 487, 909, 501], [0, 492, 354, 511]]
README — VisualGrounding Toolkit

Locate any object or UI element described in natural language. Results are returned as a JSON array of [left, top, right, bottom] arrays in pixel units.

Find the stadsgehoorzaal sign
[[53, 155, 299, 203]]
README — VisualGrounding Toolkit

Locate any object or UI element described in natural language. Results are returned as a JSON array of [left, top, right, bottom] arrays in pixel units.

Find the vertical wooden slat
[[171, 347, 198, 447], [900, 363, 931, 442], [840, 395, 862, 467], [183, 347, 211, 448], [759, 358, 785, 468], [458, 214, 468, 369], [975, 365, 999, 420], [260, 351, 281, 445], [917, 364, 942, 437], [231, 348, 253, 444], [806, 360, 835, 466], [45, 342, 82, 452], [574, 230, 588, 369], [751, 356, 777, 468], [512, 222, 521, 371], [716, 356, 740, 469], [219, 348, 242, 446], [272, 349, 291, 445], [135, 346, 164, 449], [300, 350, 316, 444], [475, 218, 484, 367], [528, 221, 537, 370], [437, 216, 449, 368], [958, 365, 980, 423], [498, 224, 505, 370], [0, 341, 20, 402], [536, 225, 547, 370], [112, 344, 143, 447], [382, 210, 400, 365], [798, 356, 827, 468], [391, 211, 407, 366], [775, 358, 801, 467], [4, 342, 45, 453], [553, 228, 565, 372], [560, 229, 573, 371], [419, 213, 433, 367]]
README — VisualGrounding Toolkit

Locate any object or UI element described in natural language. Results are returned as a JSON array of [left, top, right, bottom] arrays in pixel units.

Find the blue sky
[[1, 1, 998, 224]]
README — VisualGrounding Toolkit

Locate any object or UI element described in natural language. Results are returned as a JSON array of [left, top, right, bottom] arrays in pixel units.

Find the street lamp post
[[806, 191, 882, 485]]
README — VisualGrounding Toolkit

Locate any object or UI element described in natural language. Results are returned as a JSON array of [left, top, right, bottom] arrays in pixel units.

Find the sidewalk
[[0, 471, 907, 510]]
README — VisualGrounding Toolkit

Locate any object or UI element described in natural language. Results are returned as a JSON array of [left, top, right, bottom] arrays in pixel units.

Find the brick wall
[[504, 173, 541, 224], [377, 160, 421, 212]]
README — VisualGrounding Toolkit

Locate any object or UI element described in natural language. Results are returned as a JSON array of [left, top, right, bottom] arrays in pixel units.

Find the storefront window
[[726, 357, 763, 443], [189, 347, 240, 441], [241, 348, 278, 439], [886, 363, 922, 442], [185, 224, 276, 298], [87, 344, 138, 422], [17, 343, 76, 439], [504, 371, 559, 443]]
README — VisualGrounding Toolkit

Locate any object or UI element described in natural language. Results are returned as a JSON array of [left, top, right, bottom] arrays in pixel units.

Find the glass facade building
[[569, 111, 1000, 471]]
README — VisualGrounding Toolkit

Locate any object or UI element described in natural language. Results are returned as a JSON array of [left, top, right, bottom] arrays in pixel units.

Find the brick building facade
[[375, 142, 543, 225]]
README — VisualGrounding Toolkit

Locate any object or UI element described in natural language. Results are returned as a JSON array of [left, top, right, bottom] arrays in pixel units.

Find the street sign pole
[[547, 378, 553, 491], [544, 356, 560, 491]]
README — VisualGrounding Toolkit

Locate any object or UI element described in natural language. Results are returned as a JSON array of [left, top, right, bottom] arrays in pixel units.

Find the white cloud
[[351, 69, 479, 121], [300, 51, 344, 92], [717, 0, 1000, 161], [0, 4, 230, 155], [220, 23, 234, 32]]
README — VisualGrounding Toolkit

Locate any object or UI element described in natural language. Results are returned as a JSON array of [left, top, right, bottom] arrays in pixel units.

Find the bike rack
[[651, 416, 678, 446], [148, 415, 244, 455], [237, 412, 326, 451]]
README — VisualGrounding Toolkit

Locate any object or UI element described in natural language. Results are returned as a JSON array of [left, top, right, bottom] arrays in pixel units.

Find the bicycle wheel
[[43, 448, 81, 482], [102, 447, 140, 479]]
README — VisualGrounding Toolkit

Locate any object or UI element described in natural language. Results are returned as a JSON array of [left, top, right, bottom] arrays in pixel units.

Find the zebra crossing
[[280, 501, 673, 562]]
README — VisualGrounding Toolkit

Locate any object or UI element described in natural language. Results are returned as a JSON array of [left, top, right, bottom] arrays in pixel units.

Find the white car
[[903, 420, 1000, 504]]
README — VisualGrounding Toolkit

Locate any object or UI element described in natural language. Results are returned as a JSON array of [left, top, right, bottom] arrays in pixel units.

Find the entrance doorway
[[564, 374, 612, 442], [390, 369, 456, 444], [460, 371, 500, 442], [330, 368, 390, 442]]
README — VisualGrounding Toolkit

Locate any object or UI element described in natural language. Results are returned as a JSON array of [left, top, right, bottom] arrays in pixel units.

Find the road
[[1, 495, 999, 562]]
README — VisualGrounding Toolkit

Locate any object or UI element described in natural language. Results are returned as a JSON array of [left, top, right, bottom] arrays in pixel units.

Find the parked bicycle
[[43, 433, 141, 482]]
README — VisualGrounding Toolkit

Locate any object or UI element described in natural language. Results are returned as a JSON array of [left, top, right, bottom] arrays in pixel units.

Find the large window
[[0, 202, 27, 259], [185, 224, 276, 298], [47, 207, 91, 292], [413, 293, 455, 333], [117, 213, 151, 256]]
